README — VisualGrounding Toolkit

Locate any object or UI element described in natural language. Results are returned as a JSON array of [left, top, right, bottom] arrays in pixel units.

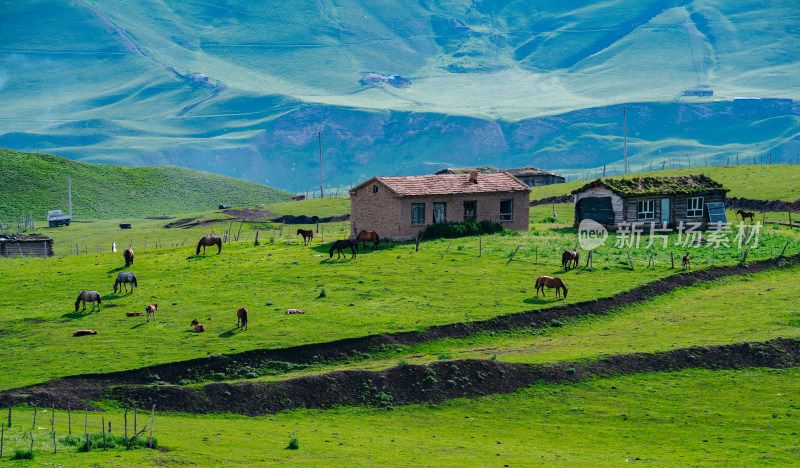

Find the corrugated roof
[[357, 172, 530, 197], [571, 175, 728, 197]]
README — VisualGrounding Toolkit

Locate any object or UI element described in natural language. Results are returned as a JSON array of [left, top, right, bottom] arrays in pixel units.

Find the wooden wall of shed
[[621, 191, 727, 229], [0, 240, 54, 258]]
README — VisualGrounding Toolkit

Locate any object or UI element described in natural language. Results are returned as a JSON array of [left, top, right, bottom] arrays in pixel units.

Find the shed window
[[463, 201, 477, 221], [373, 185, 379, 193], [687, 197, 704, 217], [500, 200, 513, 221], [433, 203, 446, 223], [411, 203, 425, 226], [637, 200, 655, 220]]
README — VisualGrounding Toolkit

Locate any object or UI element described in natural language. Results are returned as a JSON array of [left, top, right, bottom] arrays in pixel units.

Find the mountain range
[[1, 0, 798, 191]]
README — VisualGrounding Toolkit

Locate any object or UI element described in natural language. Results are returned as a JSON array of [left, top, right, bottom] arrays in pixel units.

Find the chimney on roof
[[469, 170, 478, 183]]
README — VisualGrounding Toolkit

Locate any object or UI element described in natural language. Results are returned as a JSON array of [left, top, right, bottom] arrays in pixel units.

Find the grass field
[[529, 165, 800, 201], [1, 368, 798, 465]]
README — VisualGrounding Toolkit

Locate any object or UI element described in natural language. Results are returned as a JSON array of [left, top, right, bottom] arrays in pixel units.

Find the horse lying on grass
[[75, 291, 101, 312], [190, 319, 205, 332], [73, 329, 98, 337], [535, 276, 568, 299]]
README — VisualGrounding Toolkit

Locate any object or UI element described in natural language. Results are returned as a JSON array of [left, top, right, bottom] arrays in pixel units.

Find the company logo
[[578, 219, 608, 250]]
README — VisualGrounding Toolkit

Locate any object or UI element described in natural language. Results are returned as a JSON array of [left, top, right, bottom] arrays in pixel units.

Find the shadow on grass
[[106, 266, 126, 274], [130, 322, 147, 330], [186, 254, 219, 261], [61, 311, 91, 320], [218, 327, 242, 338], [522, 297, 564, 305]]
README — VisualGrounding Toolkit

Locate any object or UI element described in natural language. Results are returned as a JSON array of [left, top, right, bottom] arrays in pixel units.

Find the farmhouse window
[[687, 197, 704, 217], [637, 199, 655, 220], [500, 200, 513, 221], [373, 185, 379, 193], [463, 201, 477, 221], [433, 203, 446, 223], [411, 203, 425, 226]]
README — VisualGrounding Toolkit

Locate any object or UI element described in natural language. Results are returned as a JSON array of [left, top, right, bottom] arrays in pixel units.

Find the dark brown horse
[[682, 252, 691, 269], [123, 247, 134, 268], [237, 306, 248, 330], [329, 239, 358, 259], [356, 230, 380, 250], [297, 229, 314, 246], [736, 209, 755, 223], [562, 249, 579, 271], [75, 290, 101, 312], [196, 236, 222, 255], [535, 276, 568, 299]]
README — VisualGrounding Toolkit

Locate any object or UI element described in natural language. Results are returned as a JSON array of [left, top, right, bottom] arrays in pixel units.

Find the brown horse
[[75, 290, 101, 312], [145, 304, 157, 322], [736, 209, 755, 223], [196, 236, 222, 255], [297, 229, 314, 246], [562, 249, 579, 271], [190, 319, 205, 332], [329, 239, 358, 259], [237, 306, 248, 330], [535, 276, 568, 299], [356, 230, 380, 250], [123, 247, 134, 268], [682, 252, 691, 269]]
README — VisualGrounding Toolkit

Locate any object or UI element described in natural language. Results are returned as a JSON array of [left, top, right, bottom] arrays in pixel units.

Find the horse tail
[[133, 276, 138, 287], [96, 294, 101, 304], [375, 234, 379, 246]]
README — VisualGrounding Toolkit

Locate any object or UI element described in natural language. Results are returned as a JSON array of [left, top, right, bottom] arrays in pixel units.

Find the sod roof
[[571, 174, 729, 197]]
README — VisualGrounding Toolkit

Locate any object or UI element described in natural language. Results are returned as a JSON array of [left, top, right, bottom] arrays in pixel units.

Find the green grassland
[[1, 368, 798, 465], [530, 164, 800, 201], [0, 149, 292, 220]]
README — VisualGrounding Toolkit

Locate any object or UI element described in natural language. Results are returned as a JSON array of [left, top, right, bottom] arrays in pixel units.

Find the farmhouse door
[[660, 198, 670, 224], [577, 197, 614, 225]]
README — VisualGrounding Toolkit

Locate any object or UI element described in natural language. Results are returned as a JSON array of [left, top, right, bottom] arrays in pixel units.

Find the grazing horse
[[196, 236, 222, 255], [113, 272, 138, 293], [296, 229, 314, 246], [736, 209, 755, 223], [682, 252, 691, 269], [535, 276, 569, 299], [356, 230, 380, 250], [562, 249, 579, 271], [123, 247, 134, 268], [329, 239, 358, 259], [145, 304, 157, 322], [237, 306, 248, 330], [75, 290, 101, 312], [190, 319, 205, 332]]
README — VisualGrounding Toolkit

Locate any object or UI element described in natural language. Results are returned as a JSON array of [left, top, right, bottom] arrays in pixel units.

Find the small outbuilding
[[0, 234, 54, 258], [436, 166, 565, 187], [572, 175, 729, 230], [350, 171, 531, 240]]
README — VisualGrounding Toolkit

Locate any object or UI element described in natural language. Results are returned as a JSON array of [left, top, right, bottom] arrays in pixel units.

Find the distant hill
[[0, 149, 292, 220], [1, 1, 798, 190]]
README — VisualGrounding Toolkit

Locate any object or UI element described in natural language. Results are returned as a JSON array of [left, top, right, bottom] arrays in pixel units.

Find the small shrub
[[347, 302, 355, 306], [11, 450, 33, 460], [397, 359, 408, 366], [437, 353, 453, 360], [317, 288, 327, 299], [286, 437, 299, 450], [265, 300, 273, 306], [540, 216, 557, 223], [565, 367, 576, 374], [490, 354, 498, 361], [550, 319, 565, 327], [423, 220, 507, 240], [376, 391, 394, 409]]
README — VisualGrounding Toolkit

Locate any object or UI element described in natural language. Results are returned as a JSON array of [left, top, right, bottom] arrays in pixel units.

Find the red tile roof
[[354, 172, 530, 197]]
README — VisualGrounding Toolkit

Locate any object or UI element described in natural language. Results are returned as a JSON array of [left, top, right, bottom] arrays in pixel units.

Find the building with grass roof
[[571, 174, 729, 230]]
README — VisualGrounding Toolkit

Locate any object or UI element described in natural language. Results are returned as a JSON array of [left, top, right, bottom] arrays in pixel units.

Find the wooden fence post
[[670, 251, 674, 269], [134, 408, 137, 435], [478, 236, 482, 257], [32, 405, 36, 430], [29, 431, 33, 452], [102, 415, 106, 451], [67, 405, 71, 435], [1, 422, 4, 458], [442, 240, 452, 258], [779, 241, 790, 258], [507, 245, 520, 263], [741, 247, 750, 264], [627, 249, 634, 270], [125, 409, 128, 449], [148, 405, 155, 448], [254, 231, 259, 246], [7, 407, 10, 428]]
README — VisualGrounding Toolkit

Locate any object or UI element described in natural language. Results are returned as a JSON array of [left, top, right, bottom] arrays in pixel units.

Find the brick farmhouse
[[349, 171, 530, 240]]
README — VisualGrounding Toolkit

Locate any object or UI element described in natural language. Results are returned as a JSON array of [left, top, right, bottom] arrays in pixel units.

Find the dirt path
[[2, 338, 798, 415]]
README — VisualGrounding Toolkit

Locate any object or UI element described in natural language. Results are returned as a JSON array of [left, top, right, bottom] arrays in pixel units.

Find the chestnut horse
[[736, 209, 755, 223], [75, 290, 101, 312], [561, 249, 579, 271], [123, 247, 134, 268], [682, 252, 691, 269], [329, 239, 358, 259], [196, 236, 222, 255], [535, 276, 568, 299], [356, 230, 380, 250], [237, 306, 248, 330], [297, 229, 314, 246]]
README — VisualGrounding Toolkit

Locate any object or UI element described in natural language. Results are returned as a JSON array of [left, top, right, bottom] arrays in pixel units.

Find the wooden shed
[[0, 234, 54, 258], [436, 166, 565, 187], [572, 175, 729, 230], [350, 171, 531, 240]]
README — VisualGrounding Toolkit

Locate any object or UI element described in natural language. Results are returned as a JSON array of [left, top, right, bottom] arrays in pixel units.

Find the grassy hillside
[[530, 164, 800, 201], [0, 148, 292, 220]]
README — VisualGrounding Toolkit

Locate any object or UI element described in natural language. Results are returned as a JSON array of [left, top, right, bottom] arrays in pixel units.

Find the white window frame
[[687, 197, 704, 218], [433, 202, 446, 223], [411, 203, 425, 226], [637, 199, 655, 220], [500, 199, 513, 221]]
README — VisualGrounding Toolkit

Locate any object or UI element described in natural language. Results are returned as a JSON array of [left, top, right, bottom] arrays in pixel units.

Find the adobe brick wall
[[350, 183, 529, 240]]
